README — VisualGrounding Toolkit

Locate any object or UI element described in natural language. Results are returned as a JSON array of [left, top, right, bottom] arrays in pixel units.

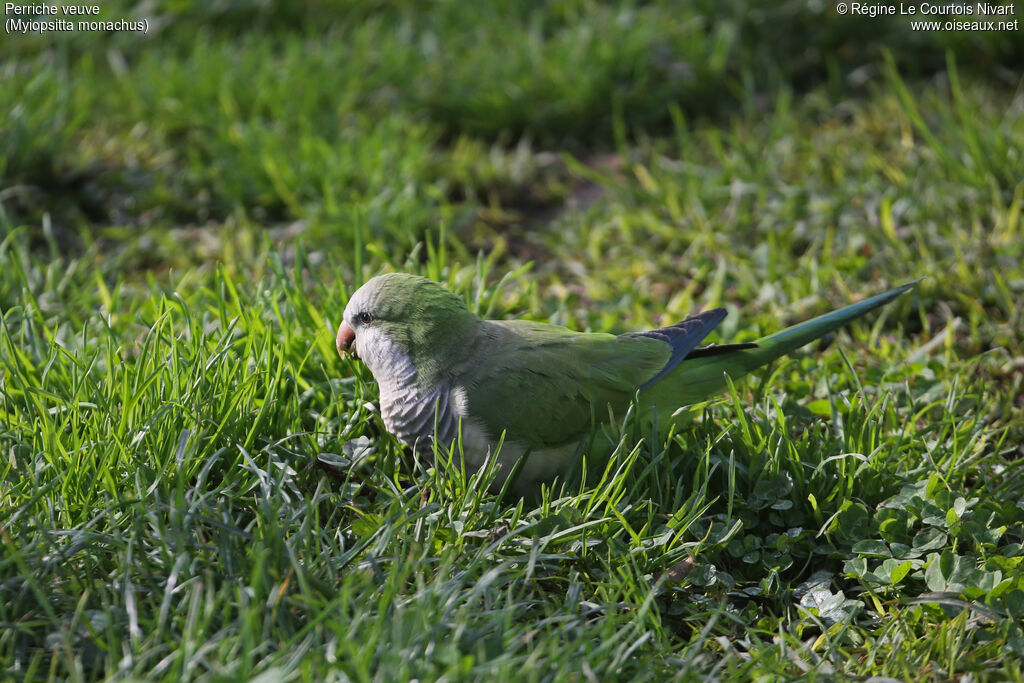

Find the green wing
[[463, 320, 669, 449]]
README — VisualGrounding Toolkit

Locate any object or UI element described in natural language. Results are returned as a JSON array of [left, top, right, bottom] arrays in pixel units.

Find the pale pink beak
[[336, 321, 357, 359]]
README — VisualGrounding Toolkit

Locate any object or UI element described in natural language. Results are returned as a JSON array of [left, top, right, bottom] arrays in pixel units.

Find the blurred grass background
[[3, 0, 1021, 253], [2, 1, 1023, 680]]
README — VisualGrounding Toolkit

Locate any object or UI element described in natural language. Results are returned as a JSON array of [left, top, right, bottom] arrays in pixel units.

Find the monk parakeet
[[336, 274, 916, 493]]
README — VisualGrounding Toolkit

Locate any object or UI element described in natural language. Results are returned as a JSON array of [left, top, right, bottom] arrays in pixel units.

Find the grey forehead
[[344, 281, 379, 318]]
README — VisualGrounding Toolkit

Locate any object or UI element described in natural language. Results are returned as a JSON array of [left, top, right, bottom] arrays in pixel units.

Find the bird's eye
[[357, 312, 373, 324]]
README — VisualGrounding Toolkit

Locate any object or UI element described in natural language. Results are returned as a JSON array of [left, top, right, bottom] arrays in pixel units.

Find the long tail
[[648, 281, 919, 407]]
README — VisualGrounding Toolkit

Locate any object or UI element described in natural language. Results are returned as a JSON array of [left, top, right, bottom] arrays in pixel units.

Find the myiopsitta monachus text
[[336, 274, 915, 494]]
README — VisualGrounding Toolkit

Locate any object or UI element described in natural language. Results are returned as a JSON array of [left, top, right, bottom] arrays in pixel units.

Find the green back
[[463, 320, 669, 449]]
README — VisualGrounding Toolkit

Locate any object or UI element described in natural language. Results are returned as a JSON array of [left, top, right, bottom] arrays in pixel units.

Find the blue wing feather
[[628, 308, 728, 391]]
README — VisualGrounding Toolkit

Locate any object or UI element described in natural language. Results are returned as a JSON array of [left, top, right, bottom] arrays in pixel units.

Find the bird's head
[[337, 273, 481, 386]]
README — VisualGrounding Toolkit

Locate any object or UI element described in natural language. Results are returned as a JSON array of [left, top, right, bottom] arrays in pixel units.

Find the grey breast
[[379, 383, 460, 453]]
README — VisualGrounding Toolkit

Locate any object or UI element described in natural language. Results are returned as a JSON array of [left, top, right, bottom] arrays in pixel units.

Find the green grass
[[2, 1, 1024, 680]]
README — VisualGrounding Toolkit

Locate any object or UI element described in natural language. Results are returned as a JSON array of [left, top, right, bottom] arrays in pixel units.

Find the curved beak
[[336, 321, 357, 359]]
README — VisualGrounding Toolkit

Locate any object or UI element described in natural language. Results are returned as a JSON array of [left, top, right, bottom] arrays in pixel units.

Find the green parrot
[[336, 274, 916, 494]]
